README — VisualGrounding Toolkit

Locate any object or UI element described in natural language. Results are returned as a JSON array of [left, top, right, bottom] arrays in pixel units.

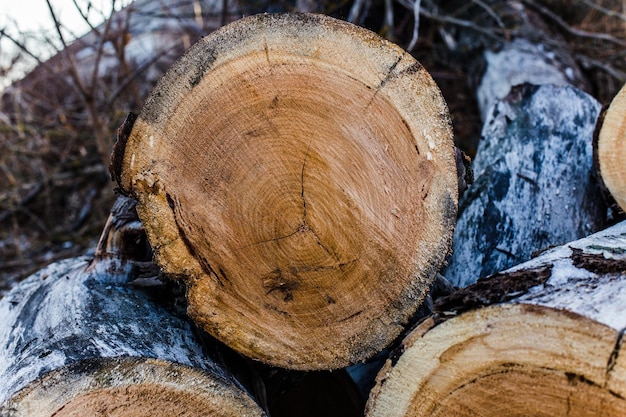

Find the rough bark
[[0, 197, 265, 416], [443, 83, 607, 288], [594, 82, 626, 214], [112, 12, 459, 370], [366, 220, 626, 417]]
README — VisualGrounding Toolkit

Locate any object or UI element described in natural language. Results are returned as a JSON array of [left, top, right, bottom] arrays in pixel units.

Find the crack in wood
[[301, 140, 311, 222], [264, 37, 270, 65], [366, 53, 404, 108], [165, 192, 225, 287], [338, 310, 363, 323], [606, 328, 625, 381]]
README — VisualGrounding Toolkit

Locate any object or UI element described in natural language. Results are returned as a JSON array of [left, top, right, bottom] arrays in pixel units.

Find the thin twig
[[581, 0, 626, 23], [72, 0, 102, 36], [418, 7, 504, 42], [45, 0, 89, 98], [106, 49, 171, 106], [384, 0, 395, 37], [471, 0, 504, 28], [576, 53, 626, 82], [0, 28, 52, 73], [522, 0, 626, 47], [407, 0, 422, 51], [348, 0, 370, 25], [89, 1, 117, 98]]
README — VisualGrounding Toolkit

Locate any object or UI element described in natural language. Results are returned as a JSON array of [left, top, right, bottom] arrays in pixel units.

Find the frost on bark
[[443, 84, 607, 288], [0, 197, 265, 416]]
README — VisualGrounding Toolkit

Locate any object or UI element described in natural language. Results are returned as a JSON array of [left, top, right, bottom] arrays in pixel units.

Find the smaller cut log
[[443, 83, 607, 288], [366, 220, 626, 417], [595, 82, 626, 214], [0, 197, 265, 416]]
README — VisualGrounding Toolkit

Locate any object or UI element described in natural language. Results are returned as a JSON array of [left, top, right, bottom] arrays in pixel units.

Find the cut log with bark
[[111, 12, 459, 370], [595, 82, 626, 214], [442, 83, 607, 288], [440, 0, 608, 288], [0, 197, 266, 416], [366, 220, 626, 417]]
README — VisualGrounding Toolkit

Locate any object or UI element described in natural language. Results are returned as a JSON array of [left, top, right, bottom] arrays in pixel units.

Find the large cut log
[[111, 12, 459, 370], [595, 82, 626, 214], [0, 197, 265, 416], [366, 220, 626, 417], [442, 84, 607, 288]]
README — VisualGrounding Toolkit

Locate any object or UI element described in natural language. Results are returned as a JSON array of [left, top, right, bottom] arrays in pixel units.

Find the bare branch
[[71, 0, 102, 37], [384, 0, 395, 38], [106, 49, 171, 106], [0, 28, 50, 71], [348, 0, 371, 25], [522, 0, 626, 47], [581, 0, 626, 23], [471, 0, 504, 28], [407, 0, 422, 51], [576, 53, 626, 82], [89, 0, 118, 96], [45, 0, 70, 49]]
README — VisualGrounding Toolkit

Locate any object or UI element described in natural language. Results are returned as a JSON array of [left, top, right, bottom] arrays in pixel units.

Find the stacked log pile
[[1, 8, 625, 416]]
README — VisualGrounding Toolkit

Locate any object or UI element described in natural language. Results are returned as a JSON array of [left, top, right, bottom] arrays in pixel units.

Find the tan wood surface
[[597, 82, 626, 212], [114, 13, 458, 370]]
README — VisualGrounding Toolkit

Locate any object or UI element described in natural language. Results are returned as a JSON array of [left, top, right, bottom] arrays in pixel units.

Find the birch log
[[0, 197, 265, 417], [111, 12, 459, 370], [441, 0, 607, 287], [366, 220, 626, 417], [443, 84, 607, 288], [595, 82, 626, 214]]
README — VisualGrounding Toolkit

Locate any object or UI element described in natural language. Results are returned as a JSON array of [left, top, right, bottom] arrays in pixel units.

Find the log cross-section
[[596, 82, 626, 214], [113, 13, 458, 370]]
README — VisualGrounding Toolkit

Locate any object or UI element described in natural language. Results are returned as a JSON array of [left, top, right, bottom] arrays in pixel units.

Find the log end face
[[366, 304, 626, 417], [597, 83, 626, 214], [119, 13, 458, 370], [1, 358, 265, 417]]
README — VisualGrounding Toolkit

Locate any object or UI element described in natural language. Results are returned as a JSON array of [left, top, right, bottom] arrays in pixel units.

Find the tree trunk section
[[443, 83, 607, 288], [0, 197, 265, 417], [366, 220, 626, 417], [595, 82, 626, 214], [111, 12, 459, 370]]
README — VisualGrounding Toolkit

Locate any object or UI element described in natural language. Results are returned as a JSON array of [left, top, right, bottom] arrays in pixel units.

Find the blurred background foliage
[[0, 0, 624, 295]]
